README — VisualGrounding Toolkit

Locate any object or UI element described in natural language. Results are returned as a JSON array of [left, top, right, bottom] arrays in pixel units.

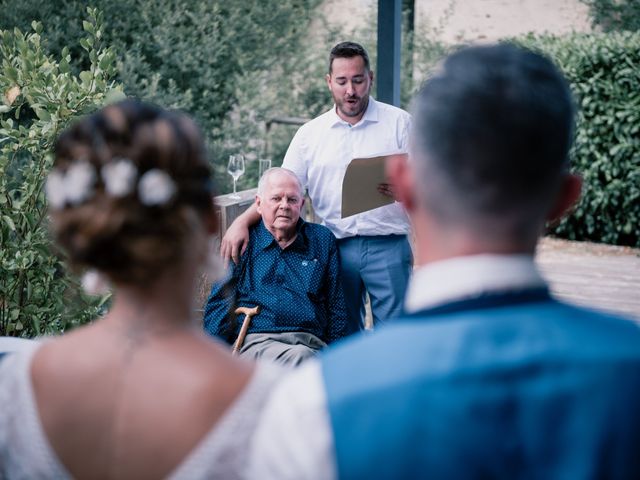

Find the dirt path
[[322, 0, 592, 43], [416, 0, 592, 44]]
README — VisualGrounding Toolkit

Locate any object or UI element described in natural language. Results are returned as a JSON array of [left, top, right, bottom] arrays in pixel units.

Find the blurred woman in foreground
[[0, 100, 280, 479]]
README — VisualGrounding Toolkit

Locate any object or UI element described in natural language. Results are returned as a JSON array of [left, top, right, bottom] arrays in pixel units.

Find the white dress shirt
[[248, 255, 546, 480], [282, 98, 411, 239]]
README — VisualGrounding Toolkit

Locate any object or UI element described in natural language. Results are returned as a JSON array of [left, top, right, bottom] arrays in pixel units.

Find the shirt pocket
[[295, 257, 325, 302]]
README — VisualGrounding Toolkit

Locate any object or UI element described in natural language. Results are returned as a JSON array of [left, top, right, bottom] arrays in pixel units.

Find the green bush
[[581, 0, 640, 32], [0, 9, 121, 336], [514, 32, 640, 247]]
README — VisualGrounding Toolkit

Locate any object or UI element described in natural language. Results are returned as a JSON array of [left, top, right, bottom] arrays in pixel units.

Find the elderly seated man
[[204, 167, 357, 366]]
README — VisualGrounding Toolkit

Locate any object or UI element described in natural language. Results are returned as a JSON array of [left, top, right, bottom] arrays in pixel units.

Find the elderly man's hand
[[220, 221, 250, 265]]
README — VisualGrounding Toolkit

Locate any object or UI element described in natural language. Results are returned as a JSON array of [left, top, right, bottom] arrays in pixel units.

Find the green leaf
[[79, 70, 93, 85], [2, 215, 16, 231], [59, 58, 70, 74], [31, 21, 43, 34], [105, 88, 127, 104], [33, 108, 51, 121], [82, 21, 95, 34], [5, 67, 18, 83], [99, 53, 112, 71]]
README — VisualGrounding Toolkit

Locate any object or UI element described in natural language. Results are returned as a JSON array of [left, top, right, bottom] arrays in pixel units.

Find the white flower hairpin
[[81, 269, 110, 296], [138, 169, 177, 206], [101, 158, 137, 197], [65, 161, 96, 204], [45, 170, 67, 209], [46, 160, 96, 209], [46, 158, 178, 209]]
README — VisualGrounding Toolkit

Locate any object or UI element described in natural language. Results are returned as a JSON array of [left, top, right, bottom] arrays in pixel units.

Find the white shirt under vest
[[282, 97, 411, 239]]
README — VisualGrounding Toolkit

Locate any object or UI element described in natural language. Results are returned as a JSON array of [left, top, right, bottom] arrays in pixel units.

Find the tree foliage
[[0, 0, 325, 193], [0, 8, 121, 336], [581, 0, 640, 32]]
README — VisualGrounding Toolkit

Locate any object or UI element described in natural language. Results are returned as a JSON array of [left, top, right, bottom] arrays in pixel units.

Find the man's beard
[[336, 94, 370, 119]]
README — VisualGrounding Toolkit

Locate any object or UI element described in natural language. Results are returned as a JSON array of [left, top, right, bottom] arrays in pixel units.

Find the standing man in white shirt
[[221, 41, 413, 328]]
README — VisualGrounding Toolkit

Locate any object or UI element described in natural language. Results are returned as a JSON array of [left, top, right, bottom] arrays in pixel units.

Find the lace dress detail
[[0, 344, 283, 479]]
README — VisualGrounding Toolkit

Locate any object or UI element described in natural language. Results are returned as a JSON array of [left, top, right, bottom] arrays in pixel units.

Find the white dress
[[0, 344, 282, 479]]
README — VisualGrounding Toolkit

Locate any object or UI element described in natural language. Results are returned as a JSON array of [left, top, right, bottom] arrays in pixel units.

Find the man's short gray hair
[[410, 43, 574, 241], [257, 167, 304, 197]]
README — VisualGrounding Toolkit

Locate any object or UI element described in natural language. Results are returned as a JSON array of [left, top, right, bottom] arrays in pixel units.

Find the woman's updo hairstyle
[[49, 99, 216, 285]]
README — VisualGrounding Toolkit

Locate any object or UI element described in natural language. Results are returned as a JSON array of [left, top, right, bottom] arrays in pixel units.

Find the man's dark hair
[[329, 41, 370, 73], [411, 43, 575, 240]]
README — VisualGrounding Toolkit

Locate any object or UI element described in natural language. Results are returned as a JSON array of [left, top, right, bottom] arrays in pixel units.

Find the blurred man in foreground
[[249, 44, 640, 478]]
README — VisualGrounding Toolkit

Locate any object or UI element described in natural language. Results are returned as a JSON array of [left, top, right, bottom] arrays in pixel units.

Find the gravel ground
[[536, 237, 640, 322], [415, 0, 592, 44], [539, 236, 640, 257]]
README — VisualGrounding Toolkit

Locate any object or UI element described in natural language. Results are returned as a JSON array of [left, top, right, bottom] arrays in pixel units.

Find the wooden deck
[[535, 237, 640, 322]]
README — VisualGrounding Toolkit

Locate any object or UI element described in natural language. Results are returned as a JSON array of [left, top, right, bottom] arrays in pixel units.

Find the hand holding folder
[[341, 153, 407, 218]]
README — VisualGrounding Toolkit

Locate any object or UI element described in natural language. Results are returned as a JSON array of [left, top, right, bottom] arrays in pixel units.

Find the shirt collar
[[256, 218, 308, 252], [404, 254, 546, 314], [329, 97, 379, 128]]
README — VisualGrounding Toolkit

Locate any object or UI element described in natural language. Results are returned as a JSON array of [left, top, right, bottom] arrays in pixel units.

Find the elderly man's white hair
[[257, 167, 304, 196]]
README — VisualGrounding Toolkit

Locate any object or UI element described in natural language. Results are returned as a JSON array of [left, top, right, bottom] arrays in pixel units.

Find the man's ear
[[326, 73, 332, 91], [368, 69, 374, 87], [386, 153, 415, 211], [547, 173, 582, 222], [255, 195, 262, 216]]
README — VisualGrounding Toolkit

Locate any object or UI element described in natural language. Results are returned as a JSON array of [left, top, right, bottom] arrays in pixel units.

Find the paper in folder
[[341, 155, 395, 218]]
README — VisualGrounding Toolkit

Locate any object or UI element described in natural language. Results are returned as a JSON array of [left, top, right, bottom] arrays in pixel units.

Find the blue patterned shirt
[[204, 219, 356, 344]]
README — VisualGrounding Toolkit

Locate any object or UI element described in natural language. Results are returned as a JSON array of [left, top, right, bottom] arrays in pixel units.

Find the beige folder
[[341, 155, 395, 218]]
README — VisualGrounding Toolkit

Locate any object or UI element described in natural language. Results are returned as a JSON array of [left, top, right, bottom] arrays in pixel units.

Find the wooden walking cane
[[232, 306, 261, 355]]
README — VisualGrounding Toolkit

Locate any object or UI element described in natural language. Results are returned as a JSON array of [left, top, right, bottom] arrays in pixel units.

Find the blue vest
[[321, 290, 640, 479]]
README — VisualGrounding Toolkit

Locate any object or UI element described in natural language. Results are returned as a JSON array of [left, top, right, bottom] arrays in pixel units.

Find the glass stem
[[233, 177, 237, 194]]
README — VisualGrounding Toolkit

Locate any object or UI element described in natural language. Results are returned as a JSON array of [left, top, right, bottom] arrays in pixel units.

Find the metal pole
[[377, 0, 402, 106]]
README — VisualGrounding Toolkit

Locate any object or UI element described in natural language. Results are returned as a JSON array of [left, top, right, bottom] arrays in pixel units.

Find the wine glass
[[227, 154, 245, 199], [258, 158, 272, 179]]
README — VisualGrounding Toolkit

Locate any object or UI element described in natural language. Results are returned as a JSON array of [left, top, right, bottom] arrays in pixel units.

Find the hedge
[[0, 10, 119, 336], [514, 32, 640, 247]]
